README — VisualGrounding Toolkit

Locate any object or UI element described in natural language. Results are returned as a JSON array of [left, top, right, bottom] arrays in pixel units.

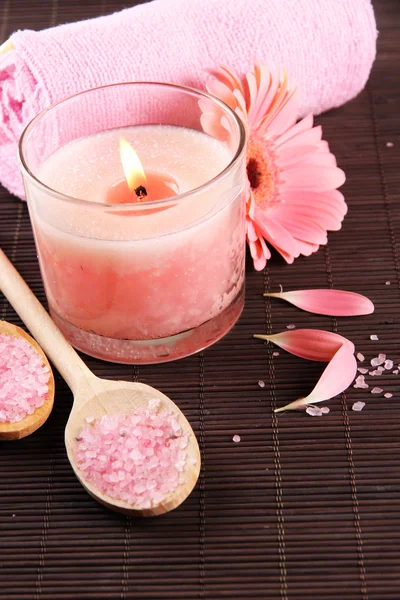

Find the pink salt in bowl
[[0, 321, 54, 441]]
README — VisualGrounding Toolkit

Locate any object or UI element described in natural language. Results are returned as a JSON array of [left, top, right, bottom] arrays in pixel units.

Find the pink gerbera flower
[[206, 64, 347, 270]]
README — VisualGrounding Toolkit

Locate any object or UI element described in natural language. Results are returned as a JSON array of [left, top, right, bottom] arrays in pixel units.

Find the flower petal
[[275, 343, 357, 412], [264, 289, 375, 316], [254, 329, 353, 361]]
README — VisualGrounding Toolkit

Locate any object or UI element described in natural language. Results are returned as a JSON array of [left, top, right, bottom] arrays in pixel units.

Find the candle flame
[[119, 137, 146, 191]]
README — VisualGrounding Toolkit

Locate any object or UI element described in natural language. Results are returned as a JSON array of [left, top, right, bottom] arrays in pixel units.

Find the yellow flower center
[[246, 133, 281, 210]]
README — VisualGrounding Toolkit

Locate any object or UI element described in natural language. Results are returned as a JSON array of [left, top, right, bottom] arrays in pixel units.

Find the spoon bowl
[[0, 321, 55, 441], [0, 249, 201, 515], [65, 378, 200, 516]]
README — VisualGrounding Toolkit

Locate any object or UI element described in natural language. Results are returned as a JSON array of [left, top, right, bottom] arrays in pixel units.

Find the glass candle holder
[[19, 83, 247, 364]]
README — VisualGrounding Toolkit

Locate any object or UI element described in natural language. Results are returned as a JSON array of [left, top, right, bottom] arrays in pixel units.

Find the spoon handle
[[0, 249, 94, 392]]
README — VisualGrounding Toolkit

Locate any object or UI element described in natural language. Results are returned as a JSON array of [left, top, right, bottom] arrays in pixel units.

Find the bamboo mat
[[1, 1, 399, 598]]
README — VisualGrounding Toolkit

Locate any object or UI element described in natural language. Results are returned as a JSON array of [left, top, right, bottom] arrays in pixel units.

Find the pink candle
[[20, 83, 247, 363]]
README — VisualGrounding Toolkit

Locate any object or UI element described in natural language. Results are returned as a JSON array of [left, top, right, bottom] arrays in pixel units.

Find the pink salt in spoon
[[0, 250, 200, 516]]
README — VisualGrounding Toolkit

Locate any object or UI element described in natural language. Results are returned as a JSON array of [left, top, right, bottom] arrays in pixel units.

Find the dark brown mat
[[1, 1, 399, 598]]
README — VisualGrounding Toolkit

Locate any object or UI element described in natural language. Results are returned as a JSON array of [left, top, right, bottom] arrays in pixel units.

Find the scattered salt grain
[[393, 370, 399, 375], [356, 352, 365, 362], [320, 407, 330, 414], [358, 368, 369, 375], [0, 333, 50, 423], [370, 334, 379, 341], [85, 416, 94, 423], [353, 375, 369, 389], [371, 356, 385, 367], [306, 406, 323, 417], [384, 359, 393, 370], [385, 281, 391, 285], [286, 324, 296, 330], [74, 401, 189, 509], [369, 370, 382, 376], [371, 387, 383, 394], [232, 435, 241, 443], [352, 401, 366, 412], [258, 380, 265, 388], [384, 392, 393, 399], [386, 142, 394, 148], [272, 352, 280, 357]]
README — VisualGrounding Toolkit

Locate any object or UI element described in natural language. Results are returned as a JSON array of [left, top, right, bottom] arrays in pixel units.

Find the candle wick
[[134, 185, 147, 199]]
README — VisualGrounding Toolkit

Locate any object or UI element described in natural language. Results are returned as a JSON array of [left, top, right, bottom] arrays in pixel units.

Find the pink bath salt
[[384, 359, 393, 370], [74, 401, 190, 509], [385, 281, 391, 285], [306, 406, 323, 417], [356, 352, 365, 362], [386, 142, 394, 148], [272, 352, 280, 357], [371, 387, 383, 394], [393, 370, 399, 375], [286, 324, 296, 330], [0, 333, 50, 423], [353, 375, 369, 389], [384, 392, 393, 399], [370, 334, 379, 341], [371, 356, 385, 367], [320, 406, 330, 414], [232, 434, 241, 443], [357, 368, 368, 375], [258, 380, 265, 388], [352, 401, 366, 412]]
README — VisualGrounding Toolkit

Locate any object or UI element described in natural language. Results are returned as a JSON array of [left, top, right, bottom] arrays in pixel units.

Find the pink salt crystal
[[371, 356, 385, 367], [385, 281, 391, 285], [352, 401, 366, 412], [386, 142, 394, 148], [74, 401, 189, 509], [378, 353, 386, 359], [370, 335, 379, 341], [353, 375, 369, 389], [371, 387, 383, 394], [232, 435, 241, 443], [0, 333, 50, 423], [286, 324, 296, 330], [272, 352, 280, 357], [384, 359, 393, 370], [306, 406, 323, 416], [357, 368, 368, 375], [258, 380, 265, 388], [384, 393, 393, 399], [356, 352, 365, 362], [320, 407, 330, 414], [393, 370, 399, 375]]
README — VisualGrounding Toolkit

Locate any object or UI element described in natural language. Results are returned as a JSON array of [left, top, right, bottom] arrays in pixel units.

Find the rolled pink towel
[[0, 0, 377, 199]]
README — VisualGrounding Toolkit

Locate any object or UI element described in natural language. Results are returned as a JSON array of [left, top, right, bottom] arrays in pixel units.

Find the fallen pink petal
[[274, 337, 356, 412], [264, 289, 374, 317], [254, 329, 354, 362], [352, 401, 366, 412]]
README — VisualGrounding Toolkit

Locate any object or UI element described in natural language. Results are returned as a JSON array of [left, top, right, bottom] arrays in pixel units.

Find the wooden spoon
[[0, 321, 55, 441], [0, 250, 201, 516]]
